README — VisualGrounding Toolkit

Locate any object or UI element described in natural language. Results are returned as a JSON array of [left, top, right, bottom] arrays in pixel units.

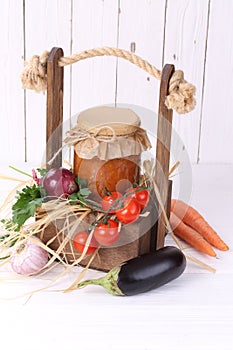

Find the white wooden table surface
[[0, 164, 232, 350]]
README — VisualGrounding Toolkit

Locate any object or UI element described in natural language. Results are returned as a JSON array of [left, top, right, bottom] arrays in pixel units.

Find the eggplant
[[77, 246, 186, 296]]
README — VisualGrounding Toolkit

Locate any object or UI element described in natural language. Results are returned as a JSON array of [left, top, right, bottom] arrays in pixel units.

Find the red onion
[[42, 167, 78, 198], [10, 237, 48, 275]]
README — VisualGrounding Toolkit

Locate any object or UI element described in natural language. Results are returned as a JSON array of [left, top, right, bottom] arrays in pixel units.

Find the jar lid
[[77, 106, 141, 136]]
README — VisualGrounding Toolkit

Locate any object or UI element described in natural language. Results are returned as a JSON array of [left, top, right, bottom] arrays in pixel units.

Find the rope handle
[[21, 46, 196, 114]]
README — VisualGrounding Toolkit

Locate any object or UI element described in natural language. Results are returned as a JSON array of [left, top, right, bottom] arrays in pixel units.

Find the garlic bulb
[[10, 237, 48, 275]]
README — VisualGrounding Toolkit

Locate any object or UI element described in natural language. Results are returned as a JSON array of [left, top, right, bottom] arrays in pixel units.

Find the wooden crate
[[40, 47, 174, 271]]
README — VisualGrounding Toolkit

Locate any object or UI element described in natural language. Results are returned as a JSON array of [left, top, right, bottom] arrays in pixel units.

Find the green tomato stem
[[77, 266, 125, 296]]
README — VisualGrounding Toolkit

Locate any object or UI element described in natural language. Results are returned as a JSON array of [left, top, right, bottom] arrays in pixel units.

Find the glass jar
[[68, 106, 151, 201]]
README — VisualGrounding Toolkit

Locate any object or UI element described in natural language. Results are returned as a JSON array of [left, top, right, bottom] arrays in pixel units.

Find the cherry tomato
[[102, 192, 122, 213], [116, 198, 141, 224], [126, 187, 150, 210], [94, 220, 119, 246], [73, 231, 98, 254]]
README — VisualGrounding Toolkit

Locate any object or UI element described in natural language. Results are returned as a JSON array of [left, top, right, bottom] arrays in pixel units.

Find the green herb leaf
[[75, 176, 88, 188], [79, 188, 91, 197], [11, 184, 45, 229], [69, 176, 91, 206], [0, 220, 21, 246], [0, 219, 19, 232], [0, 233, 10, 242], [68, 192, 86, 207], [68, 192, 80, 205], [36, 168, 48, 177]]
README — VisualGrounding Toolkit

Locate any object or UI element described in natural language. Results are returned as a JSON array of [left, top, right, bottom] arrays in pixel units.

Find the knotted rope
[[21, 46, 196, 114]]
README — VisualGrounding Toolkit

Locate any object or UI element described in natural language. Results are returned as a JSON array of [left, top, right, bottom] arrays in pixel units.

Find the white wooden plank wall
[[0, 0, 233, 167], [0, 1, 25, 163]]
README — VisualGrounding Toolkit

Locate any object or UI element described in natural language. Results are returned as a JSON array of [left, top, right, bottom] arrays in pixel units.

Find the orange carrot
[[170, 212, 216, 257], [171, 199, 229, 251]]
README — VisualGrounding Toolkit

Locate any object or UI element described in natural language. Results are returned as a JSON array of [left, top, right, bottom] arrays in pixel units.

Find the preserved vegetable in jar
[[65, 106, 151, 201], [74, 155, 140, 198]]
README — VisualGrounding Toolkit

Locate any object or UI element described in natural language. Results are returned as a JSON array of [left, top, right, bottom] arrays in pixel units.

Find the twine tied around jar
[[21, 46, 196, 115], [65, 125, 117, 145], [48, 125, 117, 165], [48, 122, 151, 164]]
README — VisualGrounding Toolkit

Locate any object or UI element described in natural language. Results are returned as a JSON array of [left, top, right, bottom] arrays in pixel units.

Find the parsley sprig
[[12, 184, 46, 229]]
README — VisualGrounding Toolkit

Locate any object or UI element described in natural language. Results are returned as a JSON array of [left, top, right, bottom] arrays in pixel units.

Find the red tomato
[[94, 220, 119, 246], [116, 198, 141, 224], [73, 231, 98, 254], [126, 187, 150, 210], [102, 192, 122, 213]]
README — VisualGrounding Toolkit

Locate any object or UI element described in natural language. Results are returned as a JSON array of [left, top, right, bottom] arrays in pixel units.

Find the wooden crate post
[[154, 64, 175, 249], [46, 47, 64, 168]]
